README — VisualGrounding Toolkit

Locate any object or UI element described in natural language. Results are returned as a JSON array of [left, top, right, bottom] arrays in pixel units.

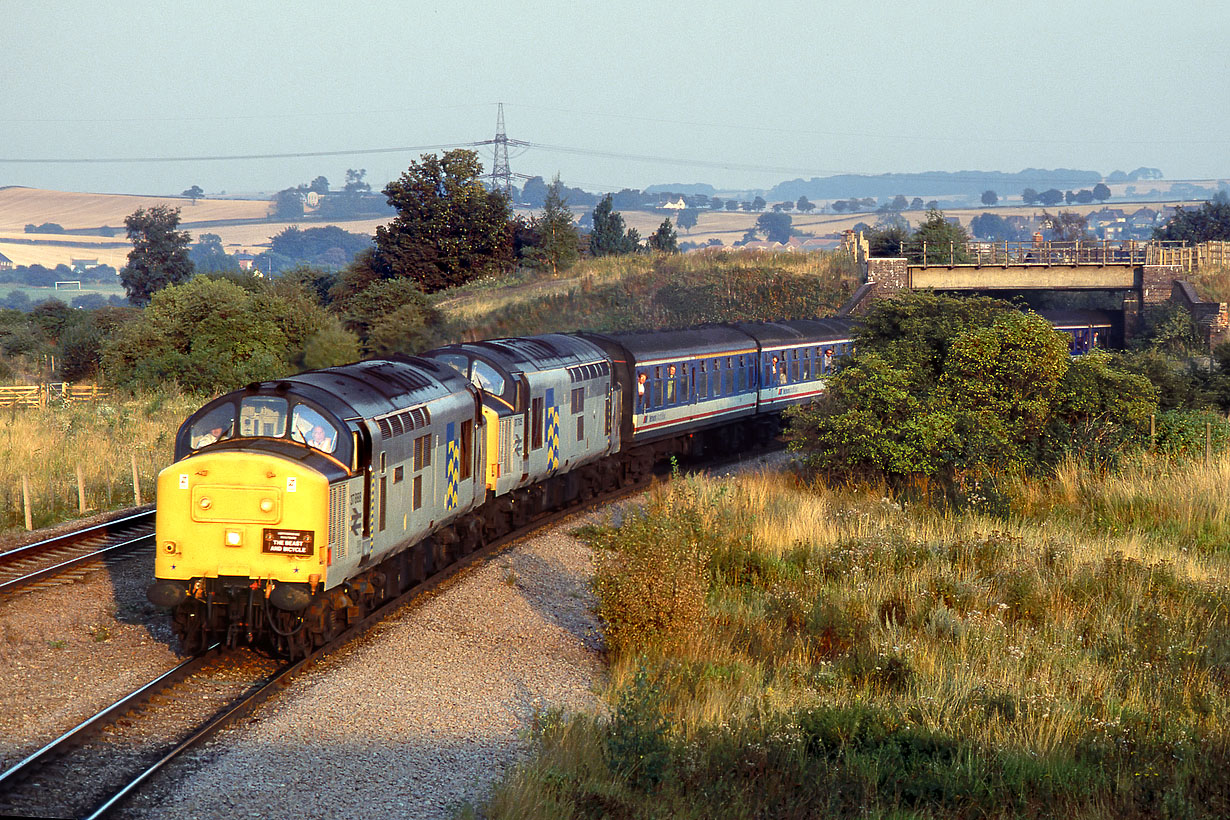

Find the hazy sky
[[3, 1, 1227, 196]]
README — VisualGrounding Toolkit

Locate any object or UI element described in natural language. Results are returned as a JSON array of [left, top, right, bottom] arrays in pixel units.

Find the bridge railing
[[918, 240, 1189, 267]]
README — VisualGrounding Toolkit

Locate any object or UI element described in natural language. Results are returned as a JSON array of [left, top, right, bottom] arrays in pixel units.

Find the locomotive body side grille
[[329, 483, 347, 559]]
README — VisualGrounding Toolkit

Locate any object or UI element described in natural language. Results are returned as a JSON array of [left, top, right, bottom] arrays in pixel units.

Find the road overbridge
[[842, 237, 1228, 349]]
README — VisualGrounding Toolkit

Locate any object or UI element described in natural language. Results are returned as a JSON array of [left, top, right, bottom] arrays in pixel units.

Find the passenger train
[[147, 309, 1112, 657]]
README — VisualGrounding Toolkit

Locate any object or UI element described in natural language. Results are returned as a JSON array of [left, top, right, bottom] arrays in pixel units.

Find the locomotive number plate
[[261, 528, 314, 556]]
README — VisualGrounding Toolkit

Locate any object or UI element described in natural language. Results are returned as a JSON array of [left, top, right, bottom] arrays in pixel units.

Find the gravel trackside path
[[117, 512, 609, 820]]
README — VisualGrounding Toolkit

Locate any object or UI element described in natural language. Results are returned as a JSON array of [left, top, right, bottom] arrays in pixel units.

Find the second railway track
[[0, 508, 156, 596]]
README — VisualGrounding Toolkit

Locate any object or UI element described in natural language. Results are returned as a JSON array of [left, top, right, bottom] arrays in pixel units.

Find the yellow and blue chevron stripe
[[445, 421, 459, 510], [546, 405, 560, 471]]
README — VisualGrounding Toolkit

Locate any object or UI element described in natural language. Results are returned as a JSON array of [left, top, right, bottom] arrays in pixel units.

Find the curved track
[[0, 508, 155, 597], [0, 468, 661, 819]]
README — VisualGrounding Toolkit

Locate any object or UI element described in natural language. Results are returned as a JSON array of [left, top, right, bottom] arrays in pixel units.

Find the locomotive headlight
[[199, 497, 212, 510], [224, 529, 243, 547], [259, 498, 274, 513]]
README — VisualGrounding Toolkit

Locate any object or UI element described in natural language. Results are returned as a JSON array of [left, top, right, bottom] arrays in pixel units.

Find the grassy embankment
[[435, 250, 858, 341], [0, 392, 199, 537], [485, 454, 1230, 819]]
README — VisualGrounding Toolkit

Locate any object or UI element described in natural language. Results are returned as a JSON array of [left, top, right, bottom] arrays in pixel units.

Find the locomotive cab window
[[471, 360, 505, 394], [239, 396, 288, 438], [190, 404, 235, 449], [290, 404, 338, 453]]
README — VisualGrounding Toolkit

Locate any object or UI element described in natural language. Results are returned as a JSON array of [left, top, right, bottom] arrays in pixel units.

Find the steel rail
[[0, 508, 156, 595], [11, 444, 779, 817], [0, 507, 154, 563]]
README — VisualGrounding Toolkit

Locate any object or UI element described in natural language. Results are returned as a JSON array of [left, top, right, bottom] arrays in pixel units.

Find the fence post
[[131, 453, 141, 505], [76, 464, 86, 514], [22, 475, 32, 531], [949, 240, 954, 266]]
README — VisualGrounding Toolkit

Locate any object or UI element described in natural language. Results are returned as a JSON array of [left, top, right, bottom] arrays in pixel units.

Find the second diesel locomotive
[[147, 319, 857, 657], [148, 308, 1112, 657]]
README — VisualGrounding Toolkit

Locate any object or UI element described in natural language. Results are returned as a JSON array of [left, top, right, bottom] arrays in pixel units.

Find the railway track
[[0, 469, 663, 819], [0, 507, 155, 597], [0, 445, 781, 818]]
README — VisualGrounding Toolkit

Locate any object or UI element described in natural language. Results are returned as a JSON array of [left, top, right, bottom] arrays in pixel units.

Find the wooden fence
[[1147, 241, 1230, 272], [0, 383, 110, 409]]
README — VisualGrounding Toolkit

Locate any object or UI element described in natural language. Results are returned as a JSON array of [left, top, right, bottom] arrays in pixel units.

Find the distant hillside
[[768, 169, 1111, 202]]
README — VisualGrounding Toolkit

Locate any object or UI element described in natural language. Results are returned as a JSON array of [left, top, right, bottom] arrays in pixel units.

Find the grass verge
[[484, 461, 1230, 819]]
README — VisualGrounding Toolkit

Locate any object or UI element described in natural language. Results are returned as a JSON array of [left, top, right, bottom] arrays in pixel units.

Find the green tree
[[120, 205, 194, 307], [981, 189, 998, 206], [189, 233, 238, 273], [1021, 188, 1039, 205], [751, 196, 766, 212], [1092, 183, 1111, 202], [1153, 195, 1230, 242], [335, 277, 444, 353], [905, 208, 970, 264], [1042, 210, 1089, 242], [909, 197, 924, 210], [182, 185, 204, 204], [103, 278, 289, 392], [1038, 188, 1063, 207], [272, 188, 304, 219], [890, 194, 909, 210], [525, 175, 580, 276], [648, 219, 678, 253], [590, 194, 638, 256], [372, 149, 514, 293], [755, 211, 792, 243], [796, 196, 815, 213], [787, 293, 1156, 481], [676, 208, 699, 233]]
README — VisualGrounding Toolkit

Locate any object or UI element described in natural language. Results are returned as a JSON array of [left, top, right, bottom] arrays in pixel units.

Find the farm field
[[0, 282, 127, 304], [0, 186, 1215, 270]]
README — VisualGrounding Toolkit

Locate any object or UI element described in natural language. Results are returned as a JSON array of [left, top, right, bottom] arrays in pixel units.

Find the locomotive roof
[[264, 355, 471, 420], [432, 333, 606, 371]]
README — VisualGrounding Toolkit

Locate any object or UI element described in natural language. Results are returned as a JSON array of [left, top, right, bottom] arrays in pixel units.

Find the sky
[[3, 0, 1228, 197]]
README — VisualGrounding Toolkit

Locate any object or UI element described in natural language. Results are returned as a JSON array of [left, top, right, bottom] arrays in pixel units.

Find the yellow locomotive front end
[[149, 450, 333, 654]]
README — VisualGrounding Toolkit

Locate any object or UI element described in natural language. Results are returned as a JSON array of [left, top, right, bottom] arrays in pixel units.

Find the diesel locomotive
[[147, 309, 1111, 657]]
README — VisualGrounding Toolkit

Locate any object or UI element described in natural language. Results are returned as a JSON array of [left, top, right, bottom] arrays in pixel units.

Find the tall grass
[[486, 466, 1230, 819], [437, 250, 859, 341], [1189, 263, 1230, 303], [0, 389, 198, 534]]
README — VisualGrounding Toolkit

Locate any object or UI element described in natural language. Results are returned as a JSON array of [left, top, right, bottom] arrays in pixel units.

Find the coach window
[[653, 367, 664, 407], [725, 358, 734, 394], [790, 350, 800, 383], [239, 396, 288, 439], [190, 404, 236, 449], [698, 361, 708, 399]]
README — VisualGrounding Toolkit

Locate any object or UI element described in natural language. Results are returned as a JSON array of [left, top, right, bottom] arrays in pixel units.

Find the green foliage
[[604, 665, 671, 791], [647, 218, 678, 253], [120, 206, 194, 307], [755, 211, 792, 243], [787, 294, 1157, 481], [100, 277, 353, 393], [269, 226, 372, 268], [372, 149, 514, 292], [523, 176, 581, 275], [589, 194, 640, 256], [867, 223, 910, 256], [904, 208, 971, 264], [336, 277, 444, 356], [1154, 195, 1230, 243]]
